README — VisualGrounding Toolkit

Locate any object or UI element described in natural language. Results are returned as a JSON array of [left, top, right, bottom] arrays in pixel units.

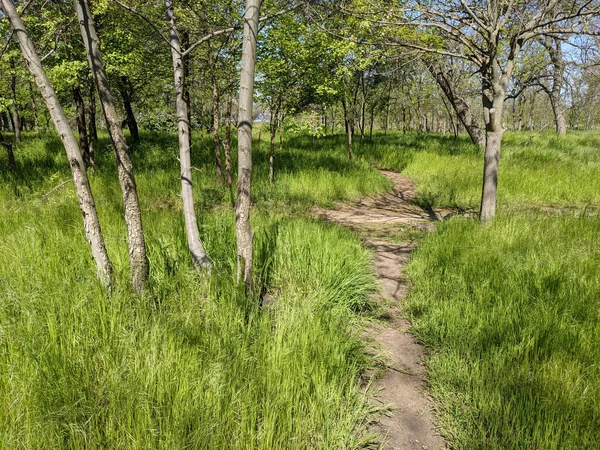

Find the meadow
[[0, 128, 599, 449]]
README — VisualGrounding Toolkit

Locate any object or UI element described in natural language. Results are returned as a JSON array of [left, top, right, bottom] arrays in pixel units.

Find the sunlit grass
[[405, 216, 600, 449]]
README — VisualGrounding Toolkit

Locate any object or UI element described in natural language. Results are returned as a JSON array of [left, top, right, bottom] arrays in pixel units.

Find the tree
[[236, 0, 261, 289], [165, 0, 212, 273], [349, 0, 600, 221], [74, 0, 149, 292], [1, 0, 114, 287]]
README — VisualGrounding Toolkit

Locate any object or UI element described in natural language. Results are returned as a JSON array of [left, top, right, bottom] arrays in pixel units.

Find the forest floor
[[316, 170, 467, 450]]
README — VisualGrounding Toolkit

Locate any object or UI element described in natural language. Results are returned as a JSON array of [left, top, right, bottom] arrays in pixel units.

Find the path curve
[[316, 170, 452, 450]]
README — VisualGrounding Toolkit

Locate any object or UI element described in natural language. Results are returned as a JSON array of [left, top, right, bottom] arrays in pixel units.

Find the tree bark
[[0, 130, 15, 170], [222, 74, 234, 190], [181, 30, 193, 142], [342, 92, 353, 161], [72, 83, 90, 166], [88, 77, 97, 165], [74, 0, 149, 292], [29, 82, 40, 135], [236, 0, 261, 290], [269, 102, 279, 185], [209, 50, 223, 184], [1, 111, 9, 132], [541, 37, 567, 136], [1, 0, 113, 287], [9, 59, 21, 142], [117, 76, 140, 144], [165, 0, 211, 273], [480, 68, 506, 222], [425, 58, 485, 146]]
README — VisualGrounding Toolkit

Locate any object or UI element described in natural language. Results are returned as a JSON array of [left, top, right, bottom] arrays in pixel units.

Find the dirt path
[[316, 170, 453, 450]]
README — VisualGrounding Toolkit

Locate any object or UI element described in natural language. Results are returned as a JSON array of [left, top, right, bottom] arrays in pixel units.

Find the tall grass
[[354, 131, 600, 209], [0, 132, 383, 448], [406, 216, 600, 449]]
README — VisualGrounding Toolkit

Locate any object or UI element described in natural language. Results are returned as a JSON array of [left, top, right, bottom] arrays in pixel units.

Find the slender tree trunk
[[209, 50, 223, 184], [369, 101, 375, 141], [269, 103, 278, 185], [426, 58, 485, 146], [165, 0, 211, 272], [2, 0, 113, 287], [541, 37, 567, 136], [73, 83, 90, 166], [74, 0, 149, 292], [117, 76, 140, 144], [279, 112, 283, 153], [343, 92, 353, 161], [236, 0, 261, 290], [9, 59, 21, 142], [223, 80, 234, 190], [29, 82, 40, 135], [1, 112, 9, 131], [181, 30, 193, 142], [88, 77, 97, 165], [0, 130, 15, 170]]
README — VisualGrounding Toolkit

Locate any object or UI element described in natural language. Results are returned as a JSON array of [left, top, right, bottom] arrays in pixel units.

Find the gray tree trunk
[[426, 58, 485, 146], [223, 80, 234, 190], [342, 93, 354, 161], [480, 69, 506, 222], [88, 77, 97, 165], [269, 103, 279, 185], [541, 37, 567, 136], [72, 83, 90, 166], [1, 0, 113, 287], [209, 50, 223, 184], [74, 0, 149, 292], [29, 82, 39, 135], [9, 59, 21, 142], [166, 0, 211, 272], [236, 0, 261, 289]]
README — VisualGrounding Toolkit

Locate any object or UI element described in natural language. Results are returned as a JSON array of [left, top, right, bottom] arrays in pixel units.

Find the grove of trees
[[1, 0, 599, 285]]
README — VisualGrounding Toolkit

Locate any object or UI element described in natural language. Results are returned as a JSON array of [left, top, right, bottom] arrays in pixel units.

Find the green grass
[[0, 131, 385, 448], [2, 128, 600, 449], [405, 216, 600, 449], [354, 131, 600, 210]]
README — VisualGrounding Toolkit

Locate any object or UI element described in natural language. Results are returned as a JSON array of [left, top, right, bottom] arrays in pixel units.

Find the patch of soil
[[316, 170, 449, 449]]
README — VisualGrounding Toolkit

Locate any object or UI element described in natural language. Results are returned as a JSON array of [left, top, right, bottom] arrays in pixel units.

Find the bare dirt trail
[[316, 170, 457, 450]]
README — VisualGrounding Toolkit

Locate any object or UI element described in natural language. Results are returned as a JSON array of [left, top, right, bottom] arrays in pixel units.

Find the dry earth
[[316, 170, 461, 450]]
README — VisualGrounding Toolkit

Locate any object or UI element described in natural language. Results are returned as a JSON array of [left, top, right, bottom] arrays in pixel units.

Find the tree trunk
[[117, 76, 140, 144], [29, 82, 40, 135], [2, 0, 113, 287], [1, 111, 9, 131], [74, 0, 149, 292], [0, 130, 15, 170], [223, 80, 234, 190], [236, 0, 261, 290], [541, 37, 567, 136], [209, 50, 223, 184], [480, 76, 506, 223], [88, 77, 97, 165], [181, 30, 193, 142], [269, 103, 278, 185], [426, 58, 485, 146], [9, 59, 21, 142], [343, 92, 353, 161], [165, 0, 211, 273], [72, 83, 90, 166]]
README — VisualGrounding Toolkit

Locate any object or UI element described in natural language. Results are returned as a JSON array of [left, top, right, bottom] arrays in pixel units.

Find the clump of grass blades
[[405, 215, 600, 449], [0, 133, 382, 449]]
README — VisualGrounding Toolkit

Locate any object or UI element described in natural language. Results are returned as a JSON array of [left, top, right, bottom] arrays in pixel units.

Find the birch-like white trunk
[[236, 0, 261, 289], [74, 0, 149, 292], [166, 0, 211, 272]]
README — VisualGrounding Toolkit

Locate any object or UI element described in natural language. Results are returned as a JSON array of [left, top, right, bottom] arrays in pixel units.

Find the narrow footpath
[[317, 170, 456, 450]]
